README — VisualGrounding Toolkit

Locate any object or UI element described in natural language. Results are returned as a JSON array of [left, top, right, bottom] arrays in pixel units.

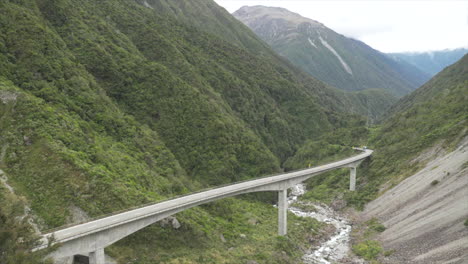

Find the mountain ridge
[[389, 48, 468, 76], [233, 5, 431, 97]]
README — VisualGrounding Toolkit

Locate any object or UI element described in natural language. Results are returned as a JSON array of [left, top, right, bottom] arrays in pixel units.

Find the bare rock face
[[23, 135, 32, 146], [171, 217, 181, 229], [220, 234, 227, 243], [159, 216, 181, 230], [0, 91, 18, 104], [68, 205, 90, 224]]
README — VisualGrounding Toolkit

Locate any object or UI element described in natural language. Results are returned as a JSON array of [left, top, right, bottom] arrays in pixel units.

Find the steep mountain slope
[[389, 48, 468, 76], [0, 0, 370, 263], [361, 54, 468, 263], [338, 55, 466, 210], [233, 6, 431, 97], [283, 53, 467, 263], [363, 140, 468, 264]]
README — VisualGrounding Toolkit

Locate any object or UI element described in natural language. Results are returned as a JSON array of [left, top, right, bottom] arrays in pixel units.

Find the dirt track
[[363, 138, 468, 264]]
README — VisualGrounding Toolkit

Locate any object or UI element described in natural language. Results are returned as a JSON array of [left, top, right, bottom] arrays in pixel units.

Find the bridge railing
[[41, 148, 367, 235]]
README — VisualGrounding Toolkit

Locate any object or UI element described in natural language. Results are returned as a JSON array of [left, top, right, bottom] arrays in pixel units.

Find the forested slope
[[286, 55, 467, 210], [0, 0, 371, 263]]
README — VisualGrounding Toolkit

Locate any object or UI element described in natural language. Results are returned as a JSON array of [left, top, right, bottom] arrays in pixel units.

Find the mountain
[[233, 6, 431, 97], [0, 0, 372, 263], [285, 55, 467, 262], [389, 48, 468, 76], [360, 54, 468, 263]]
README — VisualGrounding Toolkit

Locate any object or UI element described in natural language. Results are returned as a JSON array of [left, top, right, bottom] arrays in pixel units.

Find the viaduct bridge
[[35, 148, 373, 264]]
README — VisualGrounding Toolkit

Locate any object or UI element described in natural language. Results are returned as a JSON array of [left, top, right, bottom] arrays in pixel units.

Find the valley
[[0, 0, 467, 264]]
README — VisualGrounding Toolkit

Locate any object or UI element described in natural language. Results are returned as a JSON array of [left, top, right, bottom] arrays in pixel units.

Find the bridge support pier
[[278, 189, 288, 236], [89, 248, 105, 264], [349, 166, 356, 191]]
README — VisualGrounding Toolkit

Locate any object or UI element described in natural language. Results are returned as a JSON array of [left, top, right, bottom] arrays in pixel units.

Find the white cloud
[[214, 0, 468, 53]]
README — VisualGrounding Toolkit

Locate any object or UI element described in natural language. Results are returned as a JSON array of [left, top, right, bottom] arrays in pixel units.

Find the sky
[[214, 0, 468, 53]]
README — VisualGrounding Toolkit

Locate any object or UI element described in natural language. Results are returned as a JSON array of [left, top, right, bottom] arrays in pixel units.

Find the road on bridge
[[36, 148, 373, 264]]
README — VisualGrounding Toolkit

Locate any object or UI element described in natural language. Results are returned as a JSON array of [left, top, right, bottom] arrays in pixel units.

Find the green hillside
[[0, 0, 373, 263], [233, 6, 430, 97], [359, 54, 468, 199], [286, 55, 467, 208], [347, 89, 398, 124]]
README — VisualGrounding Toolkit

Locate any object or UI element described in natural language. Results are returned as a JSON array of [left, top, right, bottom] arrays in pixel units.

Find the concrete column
[[89, 248, 105, 264], [349, 167, 356, 191], [278, 189, 288, 236]]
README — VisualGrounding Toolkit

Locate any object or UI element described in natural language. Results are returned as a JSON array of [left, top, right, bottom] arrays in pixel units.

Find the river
[[287, 184, 357, 264]]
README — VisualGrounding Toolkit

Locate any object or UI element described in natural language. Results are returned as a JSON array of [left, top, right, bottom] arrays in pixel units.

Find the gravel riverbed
[[287, 184, 357, 264]]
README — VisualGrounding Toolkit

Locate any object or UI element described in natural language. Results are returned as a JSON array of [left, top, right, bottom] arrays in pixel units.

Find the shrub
[[367, 218, 386, 233], [352, 240, 383, 260]]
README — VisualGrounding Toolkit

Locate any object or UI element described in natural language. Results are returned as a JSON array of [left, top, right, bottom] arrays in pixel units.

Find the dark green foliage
[[283, 118, 369, 203], [347, 89, 398, 123], [430, 180, 440, 186], [0, 78, 192, 228], [347, 55, 468, 209], [107, 198, 323, 263], [0, 186, 53, 264], [0, 0, 371, 262], [286, 55, 467, 210], [366, 218, 386, 233]]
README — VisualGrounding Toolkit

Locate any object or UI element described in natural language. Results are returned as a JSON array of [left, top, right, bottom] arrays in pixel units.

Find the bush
[[352, 240, 383, 260], [366, 218, 386, 233], [430, 180, 440, 186]]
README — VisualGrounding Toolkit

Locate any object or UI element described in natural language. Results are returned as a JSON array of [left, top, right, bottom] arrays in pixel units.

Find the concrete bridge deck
[[36, 148, 373, 264]]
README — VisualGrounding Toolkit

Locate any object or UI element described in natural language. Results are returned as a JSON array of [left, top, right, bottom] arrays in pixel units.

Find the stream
[[287, 184, 355, 264]]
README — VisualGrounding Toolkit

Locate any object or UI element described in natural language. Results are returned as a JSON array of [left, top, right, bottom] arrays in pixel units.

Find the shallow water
[[287, 184, 352, 264]]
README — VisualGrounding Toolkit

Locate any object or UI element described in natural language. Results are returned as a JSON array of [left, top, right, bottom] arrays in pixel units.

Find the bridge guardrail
[[41, 148, 370, 235]]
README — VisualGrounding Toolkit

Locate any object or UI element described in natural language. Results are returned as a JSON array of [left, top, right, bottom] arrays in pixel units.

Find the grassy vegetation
[[346, 55, 468, 209], [352, 240, 382, 261], [290, 55, 467, 210], [0, 0, 374, 262], [0, 184, 53, 264], [282, 119, 370, 204], [107, 197, 325, 264], [1, 0, 464, 262], [349, 218, 386, 262]]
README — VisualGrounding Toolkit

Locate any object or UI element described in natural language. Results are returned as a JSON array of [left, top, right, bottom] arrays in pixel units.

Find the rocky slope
[[282, 54, 467, 262], [233, 5, 430, 97], [364, 139, 468, 263], [355, 55, 467, 262]]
